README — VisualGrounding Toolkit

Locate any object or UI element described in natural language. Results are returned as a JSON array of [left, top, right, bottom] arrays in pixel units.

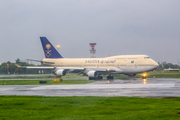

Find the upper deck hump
[[105, 55, 149, 59]]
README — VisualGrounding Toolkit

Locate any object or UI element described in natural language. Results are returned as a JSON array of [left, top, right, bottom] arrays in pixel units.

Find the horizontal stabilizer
[[15, 64, 21, 68], [27, 59, 55, 65]]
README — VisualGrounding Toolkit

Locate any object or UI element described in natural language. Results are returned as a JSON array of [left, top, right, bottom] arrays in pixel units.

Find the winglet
[[40, 37, 63, 58]]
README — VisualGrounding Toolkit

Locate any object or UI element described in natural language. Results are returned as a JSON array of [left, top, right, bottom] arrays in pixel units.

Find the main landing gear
[[107, 75, 114, 80], [89, 76, 103, 80], [89, 75, 114, 80]]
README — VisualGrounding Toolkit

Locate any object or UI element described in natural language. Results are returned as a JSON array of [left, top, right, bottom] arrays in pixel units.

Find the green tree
[[0, 58, 39, 74], [16, 58, 20, 63], [0, 62, 9, 74]]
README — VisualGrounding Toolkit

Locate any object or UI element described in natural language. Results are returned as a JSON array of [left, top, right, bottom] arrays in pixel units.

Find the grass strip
[[0, 80, 93, 85], [114, 71, 180, 79], [0, 74, 85, 79], [0, 96, 180, 120]]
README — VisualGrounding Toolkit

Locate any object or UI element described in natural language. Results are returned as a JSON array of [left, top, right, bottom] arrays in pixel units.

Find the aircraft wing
[[26, 59, 55, 65], [16, 64, 121, 71], [15, 64, 85, 70], [15, 64, 122, 75]]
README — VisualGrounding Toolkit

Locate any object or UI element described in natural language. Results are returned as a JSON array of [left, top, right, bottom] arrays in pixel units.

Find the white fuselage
[[42, 55, 158, 75]]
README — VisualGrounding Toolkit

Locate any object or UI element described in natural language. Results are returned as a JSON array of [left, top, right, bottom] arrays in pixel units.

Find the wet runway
[[0, 78, 180, 97]]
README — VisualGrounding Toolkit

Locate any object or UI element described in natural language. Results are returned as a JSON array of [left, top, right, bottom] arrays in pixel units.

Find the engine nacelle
[[55, 69, 66, 76], [87, 71, 97, 77]]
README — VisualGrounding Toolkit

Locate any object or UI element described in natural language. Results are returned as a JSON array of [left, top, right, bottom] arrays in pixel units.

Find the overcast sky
[[0, 0, 180, 64]]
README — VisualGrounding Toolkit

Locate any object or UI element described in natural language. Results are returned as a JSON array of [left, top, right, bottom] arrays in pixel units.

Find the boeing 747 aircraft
[[18, 37, 159, 80]]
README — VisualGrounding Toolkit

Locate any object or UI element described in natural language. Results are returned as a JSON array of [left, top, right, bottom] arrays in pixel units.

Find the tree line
[[156, 62, 180, 71], [0, 58, 51, 74]]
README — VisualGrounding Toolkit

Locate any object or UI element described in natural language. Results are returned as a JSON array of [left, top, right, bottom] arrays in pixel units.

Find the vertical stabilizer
[[40, 37, 63, 58]]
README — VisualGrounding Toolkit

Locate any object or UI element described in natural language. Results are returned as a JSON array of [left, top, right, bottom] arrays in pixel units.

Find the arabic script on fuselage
[[85, 60, 116, 64]]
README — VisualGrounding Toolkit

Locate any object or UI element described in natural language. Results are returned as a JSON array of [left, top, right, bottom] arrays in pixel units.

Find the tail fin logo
[[45, 44, 51, 57], [46, 44, 51, 49], [40, 37, 63, 58]]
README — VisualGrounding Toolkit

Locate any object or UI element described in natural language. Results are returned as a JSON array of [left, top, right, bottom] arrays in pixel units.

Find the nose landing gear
[[142, 73, 147, 79]]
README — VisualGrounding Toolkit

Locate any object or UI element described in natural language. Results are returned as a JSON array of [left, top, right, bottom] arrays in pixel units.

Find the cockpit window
[[144, 57, 150, 59]]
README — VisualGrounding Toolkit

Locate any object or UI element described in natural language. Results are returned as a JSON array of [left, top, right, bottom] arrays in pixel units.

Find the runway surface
[[0, 78, 180, 97]]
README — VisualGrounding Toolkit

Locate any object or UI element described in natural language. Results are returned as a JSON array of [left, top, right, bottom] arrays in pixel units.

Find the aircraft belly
[[120, 66, 146, 74], [120, 66, 157, 74]]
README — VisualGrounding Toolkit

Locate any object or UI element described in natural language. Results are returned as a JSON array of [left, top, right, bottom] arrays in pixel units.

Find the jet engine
[[87, 71, 98, 77], [55, 69, 67, 76]]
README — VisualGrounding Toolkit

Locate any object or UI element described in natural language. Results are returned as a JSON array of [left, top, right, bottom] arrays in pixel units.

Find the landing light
[[143, 73, 147, 77], [106, 69, 110, 71]]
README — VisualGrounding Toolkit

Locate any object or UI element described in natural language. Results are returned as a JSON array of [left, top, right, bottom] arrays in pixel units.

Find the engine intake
[[87, 71, 97, 77], [55, 69, 66, 76]]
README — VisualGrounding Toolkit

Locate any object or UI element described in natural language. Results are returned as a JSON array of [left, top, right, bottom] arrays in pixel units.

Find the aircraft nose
[[154, 62, 159, 67], [154, 61, 159, 66], [153, 61, 159, 68], [150, 59, 159, 69]]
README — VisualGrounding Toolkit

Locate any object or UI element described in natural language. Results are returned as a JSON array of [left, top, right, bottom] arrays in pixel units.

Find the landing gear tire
[[142, 77, 146, 79], [89, 76, 103, 80], [107, 76, 114, 80], [97, 76, 103, 80], [89, 77, 95, 80]]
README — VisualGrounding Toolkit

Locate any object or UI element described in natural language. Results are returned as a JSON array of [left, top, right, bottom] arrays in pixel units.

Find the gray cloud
[[0, 0, 180, 64]]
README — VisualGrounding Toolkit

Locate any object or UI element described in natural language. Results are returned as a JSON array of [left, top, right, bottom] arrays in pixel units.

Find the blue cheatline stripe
[[40, 37, 63, 58]]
